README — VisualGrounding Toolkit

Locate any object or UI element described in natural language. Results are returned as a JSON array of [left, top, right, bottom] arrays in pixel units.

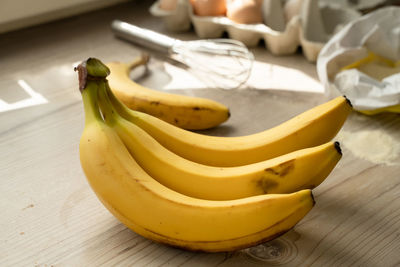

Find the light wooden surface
[[1, 1, 400, 266]]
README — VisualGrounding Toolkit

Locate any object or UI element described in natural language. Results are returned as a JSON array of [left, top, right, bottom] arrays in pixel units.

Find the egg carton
[[150, 0, 361, 62]]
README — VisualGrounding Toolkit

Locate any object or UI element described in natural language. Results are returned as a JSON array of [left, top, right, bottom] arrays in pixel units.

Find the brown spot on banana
[[257, 179, 279, 194], [192, 106, 215, 112], [256, 160, 296, 193], [264, 160, 295, 177]]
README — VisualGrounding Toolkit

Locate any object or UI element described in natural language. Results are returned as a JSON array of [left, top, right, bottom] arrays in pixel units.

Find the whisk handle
[[111, 20, 175, 54]]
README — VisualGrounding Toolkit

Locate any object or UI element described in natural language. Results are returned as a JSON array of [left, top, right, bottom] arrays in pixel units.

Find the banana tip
[[310, 191, 316, 206], [334, 141, 342, 155], [343, 95, 353, 108]]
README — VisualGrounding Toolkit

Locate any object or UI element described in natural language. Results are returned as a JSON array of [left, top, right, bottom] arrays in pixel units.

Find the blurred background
[[1, 1, 400, 266]]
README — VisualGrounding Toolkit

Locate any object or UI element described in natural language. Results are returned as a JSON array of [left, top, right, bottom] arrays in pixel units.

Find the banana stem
[[105, 54, 149, 120], [81, 81, 103, 125], [98, 81, 120, 125], [75, 60, 103, 125], [105, 82, 134, 120], [126, 53, 150, 71], [75, 57, 112, 125]]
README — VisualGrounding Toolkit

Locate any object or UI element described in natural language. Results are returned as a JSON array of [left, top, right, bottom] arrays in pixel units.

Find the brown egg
[[159, 0, 178, 11], [226, 0, 263, 24], [190, 0, 227, 16]]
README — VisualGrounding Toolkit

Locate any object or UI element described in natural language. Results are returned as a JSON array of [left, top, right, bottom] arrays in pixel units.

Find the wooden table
[[1, 1, 400, 266]]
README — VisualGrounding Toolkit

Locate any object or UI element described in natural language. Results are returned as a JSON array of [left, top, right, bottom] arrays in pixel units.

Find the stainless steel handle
[[111, 20, 176, 54]]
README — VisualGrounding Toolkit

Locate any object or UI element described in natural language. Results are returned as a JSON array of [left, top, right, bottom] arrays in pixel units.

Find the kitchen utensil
[[111, 20, 254, 89]]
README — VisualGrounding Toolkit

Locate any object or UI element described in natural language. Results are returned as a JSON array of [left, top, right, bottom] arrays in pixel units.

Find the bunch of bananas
[[77, 57, 352, 252]]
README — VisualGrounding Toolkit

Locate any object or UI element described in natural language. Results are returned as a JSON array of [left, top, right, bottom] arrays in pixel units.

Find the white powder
[[337, 129, 400, 166]]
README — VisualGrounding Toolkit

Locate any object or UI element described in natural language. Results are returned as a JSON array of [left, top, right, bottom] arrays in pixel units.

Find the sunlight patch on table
[[0, 80, 48, 112]]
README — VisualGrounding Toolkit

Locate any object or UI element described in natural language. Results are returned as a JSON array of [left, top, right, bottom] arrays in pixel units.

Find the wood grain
[[1, 1, 400, 266]]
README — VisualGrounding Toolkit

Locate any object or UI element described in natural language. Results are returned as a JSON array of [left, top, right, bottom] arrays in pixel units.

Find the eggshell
[[226, 0, 263, 24], [284, 0, 303, 22], [190, 0, 227, 16]]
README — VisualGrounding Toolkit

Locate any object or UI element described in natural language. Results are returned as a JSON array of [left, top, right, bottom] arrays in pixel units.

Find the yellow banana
[[107, 83, 352, 167], [99, 82, 341, 200], [78, 58, 315, 252], [106, 54, 230, 130], [358, 104, 400, 115], [341, 51, 400, 73]]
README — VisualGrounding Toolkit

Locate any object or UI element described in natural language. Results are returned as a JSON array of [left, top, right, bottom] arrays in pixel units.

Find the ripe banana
[[107, 83, 352, 167], [78, 58, 315, 252], [99, 82, 341, 200], [106, 54, 230, 130]]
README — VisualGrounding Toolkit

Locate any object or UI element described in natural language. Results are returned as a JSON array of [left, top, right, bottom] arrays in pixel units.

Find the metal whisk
[[111, 20, 254, 89]]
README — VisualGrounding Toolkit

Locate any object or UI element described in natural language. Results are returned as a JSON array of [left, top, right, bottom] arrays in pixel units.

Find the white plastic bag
[[317, 6, 400, 114]]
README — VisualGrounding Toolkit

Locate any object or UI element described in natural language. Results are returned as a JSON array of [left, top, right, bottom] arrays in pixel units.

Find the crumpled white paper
[[317, 6, 400, 111]]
